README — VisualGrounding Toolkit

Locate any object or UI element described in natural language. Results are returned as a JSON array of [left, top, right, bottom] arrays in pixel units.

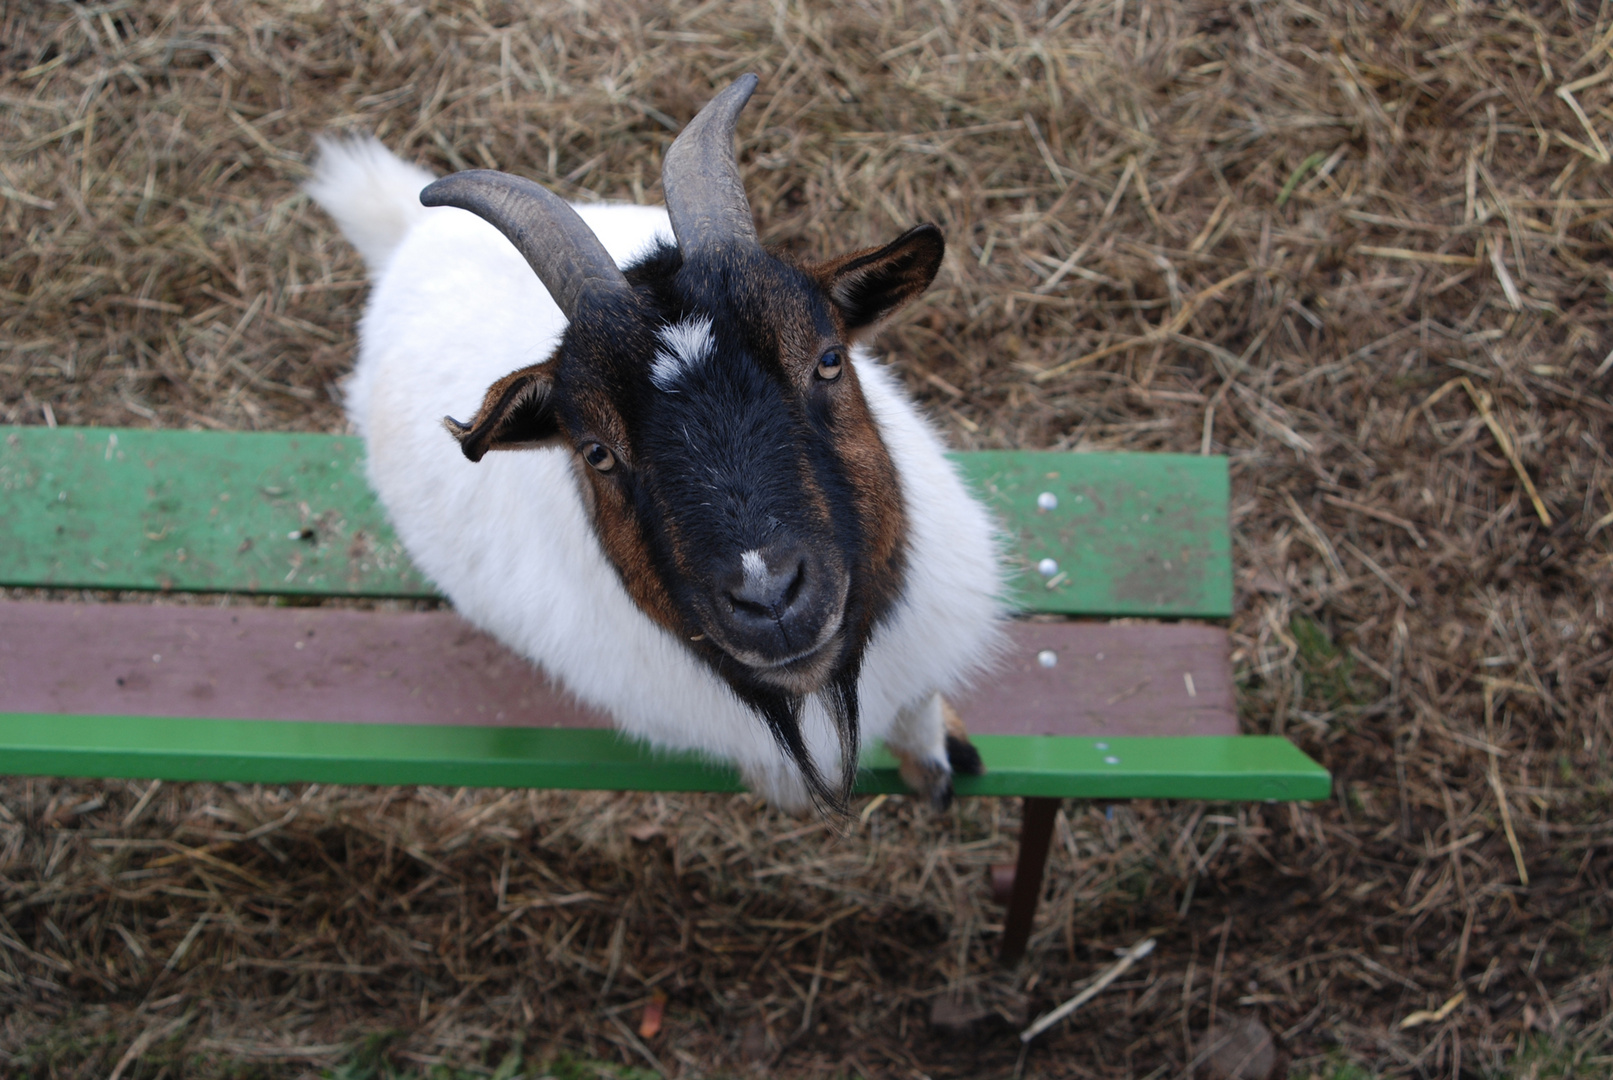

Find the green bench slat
[[955, 450, 1231, 617], [0, 427, 429, 598], [0, 427, 1231, 618], [0, 714, 1329, 801]]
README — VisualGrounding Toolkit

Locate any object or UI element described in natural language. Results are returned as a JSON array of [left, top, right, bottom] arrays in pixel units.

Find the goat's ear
[[817, 224, 944, 336], [443, 363, 563, 462]]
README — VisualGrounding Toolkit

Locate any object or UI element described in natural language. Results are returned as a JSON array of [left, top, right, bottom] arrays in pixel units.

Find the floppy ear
[[816, 224, 945, 336], [442, 363, 563, 462]]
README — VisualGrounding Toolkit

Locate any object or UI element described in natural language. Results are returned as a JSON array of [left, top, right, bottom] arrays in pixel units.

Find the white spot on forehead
[[650, 315, 715, 392], [741, 549, 767, 584]]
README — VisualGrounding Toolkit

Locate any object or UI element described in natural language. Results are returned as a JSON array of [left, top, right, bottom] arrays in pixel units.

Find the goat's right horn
[[662, 74, 761, 257], [420, 170, 630, 321]]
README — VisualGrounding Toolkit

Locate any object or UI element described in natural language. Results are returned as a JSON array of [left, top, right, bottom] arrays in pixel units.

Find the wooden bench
[[0, 426, 1328, 962]]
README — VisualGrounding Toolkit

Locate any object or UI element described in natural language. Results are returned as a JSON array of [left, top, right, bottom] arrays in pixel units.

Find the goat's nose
[[709, 541, 842, 666], [726, 547, 807, 622]]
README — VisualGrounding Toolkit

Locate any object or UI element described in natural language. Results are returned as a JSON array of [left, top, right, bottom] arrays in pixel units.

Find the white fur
[[308, 137, 1007, 812], [740, 549, 768, 588], [303, 136, 439, 274], [650, 316, 715, 391]]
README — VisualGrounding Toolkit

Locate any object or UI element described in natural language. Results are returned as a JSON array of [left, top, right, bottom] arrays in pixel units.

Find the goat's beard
[[686, 556, 895, 816], [718, 650, 864, 816]]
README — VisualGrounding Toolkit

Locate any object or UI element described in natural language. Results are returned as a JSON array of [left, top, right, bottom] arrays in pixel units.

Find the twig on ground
[[1020, 938, 1156, 1043]]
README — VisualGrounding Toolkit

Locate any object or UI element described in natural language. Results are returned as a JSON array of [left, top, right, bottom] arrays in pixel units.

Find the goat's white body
[[311, 138, 1006, 810]]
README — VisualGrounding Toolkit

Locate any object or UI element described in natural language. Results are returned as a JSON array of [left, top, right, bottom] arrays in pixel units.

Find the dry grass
[[3, 0, 1612, 1076]]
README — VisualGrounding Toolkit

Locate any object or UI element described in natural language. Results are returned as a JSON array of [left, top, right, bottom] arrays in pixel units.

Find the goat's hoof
[[895, 754, 956, 811], [915, 764, 956, 811], [945, 733, 984, 777]]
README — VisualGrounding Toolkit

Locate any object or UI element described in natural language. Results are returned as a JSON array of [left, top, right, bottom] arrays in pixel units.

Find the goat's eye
[[582, 442, 616, 472], [816, 349, 843, 381]]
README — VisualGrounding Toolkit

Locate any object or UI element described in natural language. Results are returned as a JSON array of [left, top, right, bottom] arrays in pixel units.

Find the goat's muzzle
[[703, 540, 848, 691]]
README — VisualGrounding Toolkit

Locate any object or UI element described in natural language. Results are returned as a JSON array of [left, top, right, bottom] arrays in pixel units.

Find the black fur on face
[[447, 227, 944, 812]]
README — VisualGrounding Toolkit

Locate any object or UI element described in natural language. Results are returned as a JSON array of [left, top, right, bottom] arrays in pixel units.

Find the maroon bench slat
[[966, 621, 1234, 736], [0, 601, 1233, 737]]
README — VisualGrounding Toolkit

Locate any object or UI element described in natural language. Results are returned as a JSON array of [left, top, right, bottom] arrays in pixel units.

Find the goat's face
[[423, 76, 943, 809]]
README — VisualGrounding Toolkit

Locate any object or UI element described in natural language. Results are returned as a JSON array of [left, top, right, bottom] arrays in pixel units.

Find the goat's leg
[[938, 695, 984, 777], [886, 693, 984, 809]]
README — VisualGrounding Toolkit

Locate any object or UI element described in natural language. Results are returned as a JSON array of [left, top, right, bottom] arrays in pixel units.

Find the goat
[[306, 76, 1006, 813]]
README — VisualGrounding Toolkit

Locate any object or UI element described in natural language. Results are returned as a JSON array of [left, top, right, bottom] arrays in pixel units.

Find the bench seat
[[0, 600, 1312, 799]]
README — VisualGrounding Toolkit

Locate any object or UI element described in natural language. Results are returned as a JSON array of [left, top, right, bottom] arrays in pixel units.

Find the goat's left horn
[[662, 74, 761, 257], [420, 170, 630, 321]]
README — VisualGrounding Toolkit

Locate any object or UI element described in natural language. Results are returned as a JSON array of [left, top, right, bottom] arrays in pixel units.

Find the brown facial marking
[[793, 229, 946, 629], [826, 357, 907, 605], [645, 472, 707, 610], [554, 343, 687, 633], [777, 292, 907, 635], [761, 260, 905, 545], [582, 454, 684, 636], [782, 411, 836, 526]]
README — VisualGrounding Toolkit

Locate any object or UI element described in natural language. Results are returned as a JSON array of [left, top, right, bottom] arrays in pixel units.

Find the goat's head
[[420, 75, 944, 811]]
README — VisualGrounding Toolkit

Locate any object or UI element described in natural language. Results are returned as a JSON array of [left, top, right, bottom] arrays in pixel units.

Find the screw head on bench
[[1036, 649, 1057, 668], [1036, 491, 1058, 511], [1037, 557, 1058, 577]]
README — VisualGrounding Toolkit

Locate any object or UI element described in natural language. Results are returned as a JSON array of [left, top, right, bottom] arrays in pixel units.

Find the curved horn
[[661, 74, 760, 256], [420, 170, 630, 321]]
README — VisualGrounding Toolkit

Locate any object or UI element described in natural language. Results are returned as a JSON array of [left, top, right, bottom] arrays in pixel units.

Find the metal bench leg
[[998, 796, 1061, 965]]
